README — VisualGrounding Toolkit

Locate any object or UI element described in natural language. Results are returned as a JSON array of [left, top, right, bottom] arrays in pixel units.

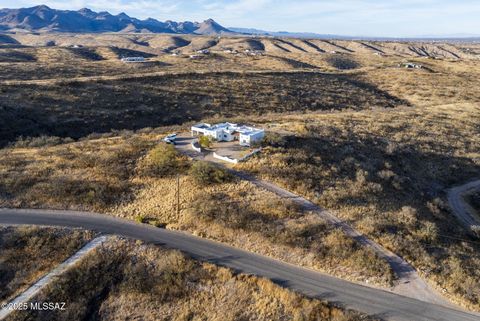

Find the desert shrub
[[12, 135, 73, 148], [25, 179, 130, 209], [189, 161, 233, 185], [0, 227, 92, 302], [326, 56, 360, 70], [417, 221, 439, 242], [140, 144, 185, 177], [192, 193, 267, 230], [261, 132, 286, 147], [198, 135, 212, 148], [10, 240, 374, 321]]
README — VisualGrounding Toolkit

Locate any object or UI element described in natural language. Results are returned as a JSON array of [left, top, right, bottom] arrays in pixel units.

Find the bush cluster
[[189, 161, 233, 185], [140, 143, 186, 177]]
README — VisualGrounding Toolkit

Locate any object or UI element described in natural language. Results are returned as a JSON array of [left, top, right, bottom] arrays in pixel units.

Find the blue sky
[[3, 0, 480, 37]]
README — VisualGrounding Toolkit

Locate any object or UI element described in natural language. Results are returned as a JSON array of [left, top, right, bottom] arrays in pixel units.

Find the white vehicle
[[164, 133, 177, 140], [163, 133, 177, 144]]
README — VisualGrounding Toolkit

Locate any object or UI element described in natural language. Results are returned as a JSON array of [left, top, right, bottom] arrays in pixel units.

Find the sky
[[2, 0, 480, 37]]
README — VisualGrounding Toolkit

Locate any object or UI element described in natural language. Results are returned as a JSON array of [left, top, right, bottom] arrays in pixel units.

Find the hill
[[0, 5, 230, 34]]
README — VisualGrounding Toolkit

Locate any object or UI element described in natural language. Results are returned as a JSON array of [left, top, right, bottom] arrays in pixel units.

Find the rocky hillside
[[0, 5, 231, 34]]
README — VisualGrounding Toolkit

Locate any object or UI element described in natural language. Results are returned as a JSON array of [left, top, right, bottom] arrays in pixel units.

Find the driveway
[[447, 179, 480, 232]]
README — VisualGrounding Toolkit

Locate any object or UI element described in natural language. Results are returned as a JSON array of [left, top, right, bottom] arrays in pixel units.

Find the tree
[[198, 135, 212, 148], [143, 144, 181, 176], [189, 161, 233, 185]]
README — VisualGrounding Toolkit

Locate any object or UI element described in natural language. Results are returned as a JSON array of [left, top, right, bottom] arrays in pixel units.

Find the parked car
[[164, 133, 177, 140], [163, 133, 177, 145], [164, 138, 176, 145]]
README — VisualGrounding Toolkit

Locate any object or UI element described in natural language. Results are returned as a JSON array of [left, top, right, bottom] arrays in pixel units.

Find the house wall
[[239, 134, 250, 146], [192, 124, 264, 145], [240, 131, 265, 146], [250, 131, 265, 144], [219, 131, 235, 142], [213, 152, 238, 164], [205, 130, 221, 141]]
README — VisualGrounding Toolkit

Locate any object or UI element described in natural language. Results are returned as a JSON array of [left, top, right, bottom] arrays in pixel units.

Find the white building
[[196, 49, 210, 54], [191, 122, 265, 146], [121, 57, 146, 62]]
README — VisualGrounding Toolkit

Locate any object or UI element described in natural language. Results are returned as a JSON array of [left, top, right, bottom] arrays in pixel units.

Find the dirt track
[[447, 179, 480, 232]]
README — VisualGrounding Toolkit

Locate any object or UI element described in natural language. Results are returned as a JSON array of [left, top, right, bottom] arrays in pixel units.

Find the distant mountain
[[229, 27, 480, 41], [0, 5, 231, 34], [228, 27, 353, 39]]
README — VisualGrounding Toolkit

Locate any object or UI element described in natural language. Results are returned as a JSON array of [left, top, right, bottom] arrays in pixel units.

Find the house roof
[[192, 122, 264, 136]]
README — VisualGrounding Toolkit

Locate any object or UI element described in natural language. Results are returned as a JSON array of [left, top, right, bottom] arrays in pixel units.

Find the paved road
[[174, 135, 448, 305], [447, 179, 480, 233], [1, 208, 478, 321], [0, 236, 108, 321]]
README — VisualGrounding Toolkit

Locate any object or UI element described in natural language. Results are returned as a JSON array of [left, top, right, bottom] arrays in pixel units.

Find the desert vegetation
[[238, 103, 480, 308], [6, 239, 375, 321], [0, 133, 392, 286], [2, 32, 480, 314], [189, 161, 233, 185], [0, 227, 94, 304], [0, 71, 407, 147]]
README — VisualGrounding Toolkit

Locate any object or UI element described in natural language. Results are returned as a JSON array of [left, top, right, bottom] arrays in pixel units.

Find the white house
[[191, 122, 265, 146], [196, 49, 210, 54], [121, 57, 146, 62]]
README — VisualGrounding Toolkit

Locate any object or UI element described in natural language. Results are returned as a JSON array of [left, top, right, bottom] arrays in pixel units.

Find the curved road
[[447, 179, 480, 232], [0, 208, 478, 321]]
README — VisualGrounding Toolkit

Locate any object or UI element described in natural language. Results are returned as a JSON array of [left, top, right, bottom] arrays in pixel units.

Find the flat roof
[[192, 123, 263, 135]]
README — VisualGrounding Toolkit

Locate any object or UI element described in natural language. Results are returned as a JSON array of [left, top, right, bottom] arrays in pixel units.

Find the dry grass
[[0, 227, 94, 304], [237, 103, 480, 309], [2, 34, 480, 312], [0, 71, 406, 147], [360, 59, 480, 107], [7, 238, 376, 321], [0, 133, 393, 287]]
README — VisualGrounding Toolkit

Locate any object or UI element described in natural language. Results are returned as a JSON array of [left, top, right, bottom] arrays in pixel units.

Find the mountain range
[[0, 5, 231, 34], [1, 5, 479, 41], [228, 27, 480, 41]]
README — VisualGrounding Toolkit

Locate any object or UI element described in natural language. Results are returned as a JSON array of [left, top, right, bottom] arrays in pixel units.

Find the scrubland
[[1, 34, 480, 313], [6, 239, 374, 321], [0, 227, 94, 304], [238, 103, 480, 309], [0, 71, 406, 147], [0, 135, 392, 286]]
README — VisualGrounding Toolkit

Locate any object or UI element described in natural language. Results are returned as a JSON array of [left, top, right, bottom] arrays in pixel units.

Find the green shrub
[[142, 144, 182, 177], [198, 136, 212, 148], [189, 161, 233, 185]]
